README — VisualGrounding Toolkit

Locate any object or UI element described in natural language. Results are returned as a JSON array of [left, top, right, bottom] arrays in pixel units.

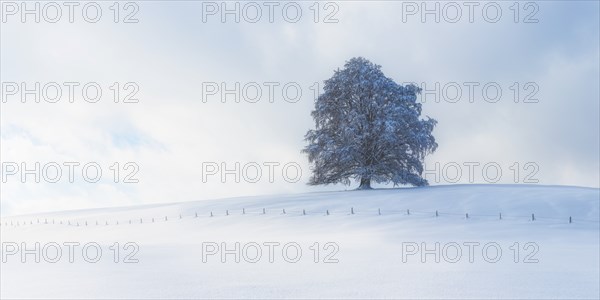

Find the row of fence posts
[[0, 208, 581, 227]]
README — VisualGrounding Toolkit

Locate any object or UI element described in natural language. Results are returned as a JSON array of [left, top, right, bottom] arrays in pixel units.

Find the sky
[[1, 1, 599, 216]]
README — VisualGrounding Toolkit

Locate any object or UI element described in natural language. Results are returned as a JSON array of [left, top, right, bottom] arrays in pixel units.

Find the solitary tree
[[303, 57, 437, 189]]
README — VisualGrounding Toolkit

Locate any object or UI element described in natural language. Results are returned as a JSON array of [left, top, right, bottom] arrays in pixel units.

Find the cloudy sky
[[1, 1, 599, 216]]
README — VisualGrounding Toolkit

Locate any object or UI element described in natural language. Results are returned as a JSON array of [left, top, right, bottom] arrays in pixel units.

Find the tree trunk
[[358, 177, 372, 190]]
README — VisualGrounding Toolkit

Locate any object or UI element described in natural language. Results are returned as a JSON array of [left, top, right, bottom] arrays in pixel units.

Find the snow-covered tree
[[303, 57, 438, 189]]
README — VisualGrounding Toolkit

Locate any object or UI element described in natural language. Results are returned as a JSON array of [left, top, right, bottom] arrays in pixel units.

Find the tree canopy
[[303, 57, 438, 189]]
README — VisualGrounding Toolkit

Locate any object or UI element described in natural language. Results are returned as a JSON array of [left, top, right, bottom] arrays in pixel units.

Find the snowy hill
[[1, 184, 599, 299]]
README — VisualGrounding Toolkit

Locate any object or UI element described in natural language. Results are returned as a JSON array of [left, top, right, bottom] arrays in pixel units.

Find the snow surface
[[1, 184, 599, 299]]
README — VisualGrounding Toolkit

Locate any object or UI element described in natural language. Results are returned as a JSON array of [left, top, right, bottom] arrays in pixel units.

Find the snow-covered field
[[1, 184, 599, 299]]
